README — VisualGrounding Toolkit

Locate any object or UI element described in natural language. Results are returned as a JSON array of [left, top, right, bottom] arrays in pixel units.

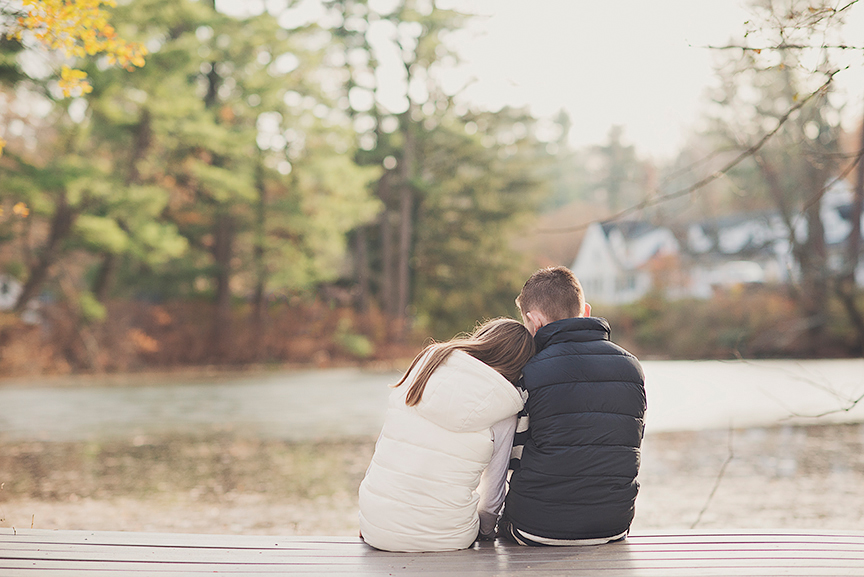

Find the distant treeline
[[0, 0, 558, 359], [0, 286, 860, 377], [2, 0, 863, 373]]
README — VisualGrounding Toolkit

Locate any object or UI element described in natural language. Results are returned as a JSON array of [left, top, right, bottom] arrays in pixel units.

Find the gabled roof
[[600, 220, 657, 239]]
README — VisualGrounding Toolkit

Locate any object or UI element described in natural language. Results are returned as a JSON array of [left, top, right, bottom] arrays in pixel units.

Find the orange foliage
[[128, 328, 160, 353], [0, 202, 30, 219], [0, 301, 424, 376]]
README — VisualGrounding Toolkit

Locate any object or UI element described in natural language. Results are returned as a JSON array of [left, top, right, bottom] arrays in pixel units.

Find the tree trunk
[[799, 196, 829, 347], [127, 108, 152, 185], [754, 152, 801, 301], [397, 110, 415, 338], [755, 151, 830, 350], [354, 226, 370, 312], [253, 166, 267, 322], [836, 113, 864, 354], [92, 253, 117, 303], [798, 144, 832, 350], [201, 15, 232, 357], [212, 212, 235, 357], [14, 194, 76, 312], [252, 165, 268, 360], [379, 172, 396, 319]]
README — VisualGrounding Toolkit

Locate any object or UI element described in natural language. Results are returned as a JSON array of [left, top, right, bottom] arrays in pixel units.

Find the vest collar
[[534, 317, 611, 351]]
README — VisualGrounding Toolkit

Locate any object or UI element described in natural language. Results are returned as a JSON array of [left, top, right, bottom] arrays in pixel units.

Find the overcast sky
[[439, 0, 864, 160], [223, 0, 864, 162]]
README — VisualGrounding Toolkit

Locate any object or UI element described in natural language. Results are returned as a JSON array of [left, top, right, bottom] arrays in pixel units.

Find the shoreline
[[2, 421, 863, 536], [2, 355, 861, 389], [0, 361, 413, 389]]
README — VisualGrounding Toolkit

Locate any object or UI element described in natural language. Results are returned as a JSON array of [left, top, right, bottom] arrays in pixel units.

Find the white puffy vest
[[359, 349, 524, 552]]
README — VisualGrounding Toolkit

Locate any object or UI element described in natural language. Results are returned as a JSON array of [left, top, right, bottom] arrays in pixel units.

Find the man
[[501, 266, 646, 546]]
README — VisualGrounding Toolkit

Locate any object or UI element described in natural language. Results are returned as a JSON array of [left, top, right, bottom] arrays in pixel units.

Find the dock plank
[[2, 529, 863, 576]]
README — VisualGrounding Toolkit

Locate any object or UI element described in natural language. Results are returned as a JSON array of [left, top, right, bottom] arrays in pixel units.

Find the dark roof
[[600, 220, 657, 239]]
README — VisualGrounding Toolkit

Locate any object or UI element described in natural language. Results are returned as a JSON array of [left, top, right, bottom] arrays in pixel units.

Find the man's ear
[[583, 303, 591, 318], [525, 311, 548, 334]]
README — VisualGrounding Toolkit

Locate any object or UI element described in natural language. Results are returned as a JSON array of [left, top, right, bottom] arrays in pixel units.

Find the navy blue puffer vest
[[504, 317, 646, 540]]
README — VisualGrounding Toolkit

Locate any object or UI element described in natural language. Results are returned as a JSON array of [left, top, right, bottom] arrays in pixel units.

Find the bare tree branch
[[731, 355, 864, 420], [838, 0, 861, 16], [660, 146, 741, 183], [706, 44, 864, 51], [796, 145, 864, 219], [538, 70, 844, 235], [691, 426, 734, 529], [782, 392, 864, 419]]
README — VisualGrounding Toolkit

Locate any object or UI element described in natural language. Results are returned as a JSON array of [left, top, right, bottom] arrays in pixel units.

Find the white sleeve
[[476, 415, 517, 537]]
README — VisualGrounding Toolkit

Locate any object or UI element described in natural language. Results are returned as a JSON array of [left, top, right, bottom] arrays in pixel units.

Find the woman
[[359, 318, 535, 552]]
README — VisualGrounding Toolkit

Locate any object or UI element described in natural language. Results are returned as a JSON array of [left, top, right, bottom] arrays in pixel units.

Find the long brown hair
[[395, 318, 535, 407]]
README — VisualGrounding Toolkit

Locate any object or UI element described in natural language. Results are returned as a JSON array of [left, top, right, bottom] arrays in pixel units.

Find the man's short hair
[[516, 266, 585, 323]]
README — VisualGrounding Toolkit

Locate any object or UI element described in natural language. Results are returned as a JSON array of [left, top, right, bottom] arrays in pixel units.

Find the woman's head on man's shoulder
[[398, 317, 535, 406]]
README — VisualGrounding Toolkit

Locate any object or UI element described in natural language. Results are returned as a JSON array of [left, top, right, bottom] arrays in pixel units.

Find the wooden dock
[[2, 528, 864, 576]]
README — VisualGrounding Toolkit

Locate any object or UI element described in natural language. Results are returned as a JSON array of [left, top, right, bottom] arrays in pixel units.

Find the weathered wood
[[2, 529, 863, 577]]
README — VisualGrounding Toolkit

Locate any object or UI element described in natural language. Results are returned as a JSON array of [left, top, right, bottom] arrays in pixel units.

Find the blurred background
[[1, 0, 863, 536]]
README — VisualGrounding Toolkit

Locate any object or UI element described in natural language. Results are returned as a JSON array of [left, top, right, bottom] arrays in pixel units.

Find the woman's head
[[464, 318, 536, 384], [396, 318, 536, 406]]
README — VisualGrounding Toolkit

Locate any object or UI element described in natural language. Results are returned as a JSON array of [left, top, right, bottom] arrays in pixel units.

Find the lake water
[[1, 359, 862, 442]]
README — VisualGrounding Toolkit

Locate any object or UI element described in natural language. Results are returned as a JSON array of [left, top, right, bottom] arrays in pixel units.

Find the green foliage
[[323, 0, 553, 338], [2, 260, 25, 280], [334, 318, 375, 359], [411, 108, 550, 337], [264, 152, 381, 292], [0, 0, 558, 360], [74, 215, 130, 253], [79, 291, 107, 322], [65, 0, 379, 305]]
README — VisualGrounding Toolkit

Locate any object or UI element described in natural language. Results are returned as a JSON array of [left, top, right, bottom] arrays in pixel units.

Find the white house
[[680, 211, 794, 300], [571, 221, 678, 305], [570, 183, 864, 305]]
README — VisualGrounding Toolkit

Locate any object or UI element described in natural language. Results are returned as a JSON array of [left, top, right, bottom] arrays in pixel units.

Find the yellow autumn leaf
[[13, 202, 31, 218], [6, 0, 147, 98], [59, 64, 92, 96]]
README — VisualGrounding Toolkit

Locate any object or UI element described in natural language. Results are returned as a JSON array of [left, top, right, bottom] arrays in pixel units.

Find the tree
[[706, 0, 864, 352], [93, 0, 382, 355], [538, 110, 593, 211], [323, 0, 551, 339], [337, 0, 468, 336], [411, 107, 550, 337], [591, 125, 640, 212], [1, 0, 382, 365]]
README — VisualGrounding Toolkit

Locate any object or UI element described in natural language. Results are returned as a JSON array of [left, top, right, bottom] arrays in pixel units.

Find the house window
[[615, 274, 636, 292], [615, 272, 636, 292]]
